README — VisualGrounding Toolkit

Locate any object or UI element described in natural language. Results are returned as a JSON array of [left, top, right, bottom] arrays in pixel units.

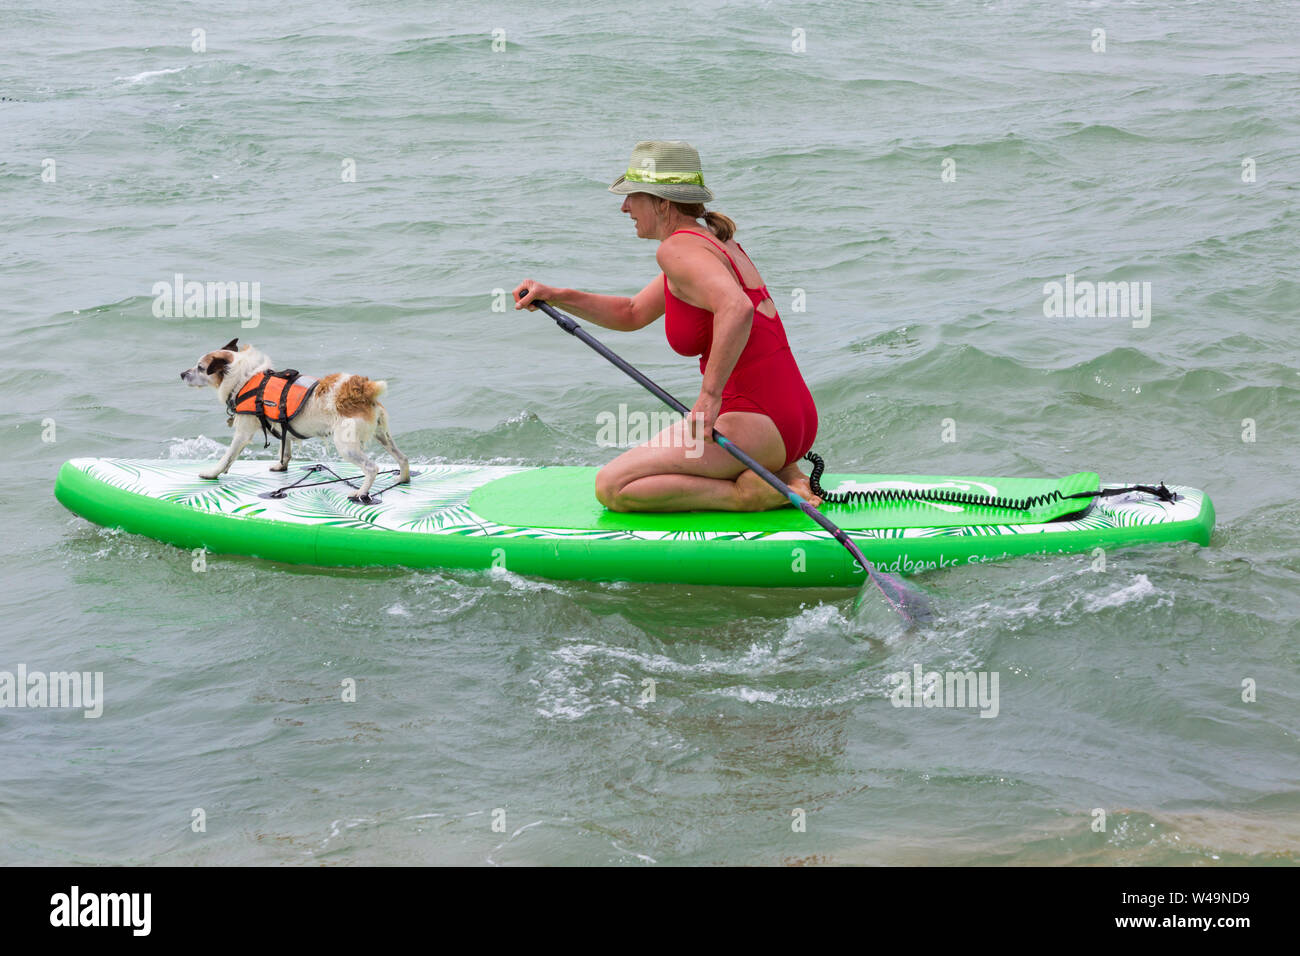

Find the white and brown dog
[[181, 338, 409, 500]]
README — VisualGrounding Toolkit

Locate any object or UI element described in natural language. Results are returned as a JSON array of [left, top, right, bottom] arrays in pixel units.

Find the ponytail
[[702, 209, 736, 242], [669, 201, 736, 242]]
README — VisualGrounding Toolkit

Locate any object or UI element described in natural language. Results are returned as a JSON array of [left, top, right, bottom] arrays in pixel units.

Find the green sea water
[[2, 0, 1298, 865]]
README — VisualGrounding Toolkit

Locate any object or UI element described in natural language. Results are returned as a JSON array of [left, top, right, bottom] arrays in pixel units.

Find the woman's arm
[[513, 275, 665, 331]]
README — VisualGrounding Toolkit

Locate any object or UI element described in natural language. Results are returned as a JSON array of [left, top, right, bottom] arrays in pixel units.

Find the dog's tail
[[334, 375, 389, 419]]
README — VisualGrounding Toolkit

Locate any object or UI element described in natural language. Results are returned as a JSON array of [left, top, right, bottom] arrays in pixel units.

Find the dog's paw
[[269, 464, 288, 472], [198, 471, 221, 481]]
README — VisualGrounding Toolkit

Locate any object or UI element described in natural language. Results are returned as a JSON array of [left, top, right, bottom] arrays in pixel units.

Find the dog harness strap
[[261, 373, 291, 416], [278, 372, 319, 439], [262, 371, 294, 447]]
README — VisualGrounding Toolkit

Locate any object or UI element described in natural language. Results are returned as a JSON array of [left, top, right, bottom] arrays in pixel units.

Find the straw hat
[[608, 140, 715, 202]]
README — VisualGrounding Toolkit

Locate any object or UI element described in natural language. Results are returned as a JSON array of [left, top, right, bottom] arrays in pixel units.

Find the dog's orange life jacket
[[228, 369, 319, 441]]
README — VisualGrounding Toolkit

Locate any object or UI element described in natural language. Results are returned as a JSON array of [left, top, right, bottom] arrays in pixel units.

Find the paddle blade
[[854, 567, 934, 627]]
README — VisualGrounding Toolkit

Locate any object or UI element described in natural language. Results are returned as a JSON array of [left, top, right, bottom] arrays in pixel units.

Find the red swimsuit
[[662, 229, 818, 467]]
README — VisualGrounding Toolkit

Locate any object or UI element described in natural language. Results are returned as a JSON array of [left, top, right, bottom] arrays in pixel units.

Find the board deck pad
[[467, 466, 1101, 531], [55, 459, 1214, 587]]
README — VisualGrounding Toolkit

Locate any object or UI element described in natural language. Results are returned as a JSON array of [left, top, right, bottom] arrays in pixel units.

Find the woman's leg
[[595, 411, 795, 512]]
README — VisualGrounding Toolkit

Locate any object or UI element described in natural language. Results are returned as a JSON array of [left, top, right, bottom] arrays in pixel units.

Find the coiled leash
[[802, 452, 1176, 511], [257, 463, 414, 505]]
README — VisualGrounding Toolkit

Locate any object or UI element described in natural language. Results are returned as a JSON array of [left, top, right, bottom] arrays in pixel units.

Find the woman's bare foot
[[777, 463, 822, 507], [734, 468, 790, 510]]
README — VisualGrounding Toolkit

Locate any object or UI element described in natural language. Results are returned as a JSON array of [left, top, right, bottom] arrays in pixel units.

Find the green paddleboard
[[54, 459, 1214, 587]]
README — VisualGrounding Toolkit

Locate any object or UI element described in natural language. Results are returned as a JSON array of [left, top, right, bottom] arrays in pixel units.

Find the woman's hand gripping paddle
[[521, 291, 932, 627]]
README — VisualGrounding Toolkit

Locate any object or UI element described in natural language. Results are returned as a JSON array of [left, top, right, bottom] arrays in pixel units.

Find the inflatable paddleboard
[[54, 459, 1214, 587]]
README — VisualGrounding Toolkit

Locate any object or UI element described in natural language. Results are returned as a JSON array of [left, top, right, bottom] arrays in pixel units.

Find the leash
[[802, 451, 1176, 510]]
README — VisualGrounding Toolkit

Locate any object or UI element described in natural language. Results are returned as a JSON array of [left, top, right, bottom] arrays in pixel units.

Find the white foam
[[318, 815, 374, 850], [487, 567, 565, 594], [783, 601, 851, 637], [509, 820, 544, 839], [717, 685, 779, 704], [611, 841, 657, 864], [501, 409, 542, 425], [1084, 574, 1156, 612], [116, 67, 186, 84], [531, 671, 602, 720], [165, 435, 227, 459]]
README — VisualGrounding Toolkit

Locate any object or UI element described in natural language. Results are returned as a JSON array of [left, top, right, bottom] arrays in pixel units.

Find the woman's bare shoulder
[[657, 229, 727, 268]]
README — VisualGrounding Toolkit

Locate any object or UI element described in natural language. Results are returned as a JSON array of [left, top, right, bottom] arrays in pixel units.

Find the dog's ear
[[203, 352, 232, 381], [221, 338, 239, 351]]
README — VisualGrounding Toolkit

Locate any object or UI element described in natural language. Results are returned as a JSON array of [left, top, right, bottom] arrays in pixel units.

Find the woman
[[513, 140, 820, 513]]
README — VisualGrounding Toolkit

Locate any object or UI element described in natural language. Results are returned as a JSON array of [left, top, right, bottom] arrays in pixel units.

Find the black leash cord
[[802, 452, 1175, 511]]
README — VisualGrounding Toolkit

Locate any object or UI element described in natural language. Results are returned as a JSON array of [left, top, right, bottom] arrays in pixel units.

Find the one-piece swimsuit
[[662, 229, 818, 467]]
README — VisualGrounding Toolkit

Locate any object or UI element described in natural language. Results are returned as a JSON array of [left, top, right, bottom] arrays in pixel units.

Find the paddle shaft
[[525, 294, 913, 618]]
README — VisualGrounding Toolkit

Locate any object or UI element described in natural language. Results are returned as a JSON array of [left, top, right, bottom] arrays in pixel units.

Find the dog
[[181, 338, 409, 500]]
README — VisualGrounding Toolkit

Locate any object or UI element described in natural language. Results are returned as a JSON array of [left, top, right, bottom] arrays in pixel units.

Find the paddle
[[521, 291, 932, 626]]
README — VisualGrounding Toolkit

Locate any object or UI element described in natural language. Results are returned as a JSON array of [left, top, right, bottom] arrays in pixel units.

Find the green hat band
[[623, 166, 706, 186]]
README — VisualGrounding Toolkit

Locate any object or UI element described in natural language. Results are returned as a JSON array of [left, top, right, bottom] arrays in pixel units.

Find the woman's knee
[[594, 465, 624, 510]]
